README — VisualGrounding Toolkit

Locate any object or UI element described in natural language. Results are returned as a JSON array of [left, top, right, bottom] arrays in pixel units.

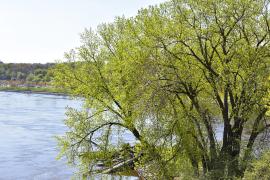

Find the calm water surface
[[0, 91, 222, 180], [0, 92, 82, 180]]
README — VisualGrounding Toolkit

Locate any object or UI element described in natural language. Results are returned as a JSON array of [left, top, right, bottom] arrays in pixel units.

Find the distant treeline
[[0, 61, 54, 82]]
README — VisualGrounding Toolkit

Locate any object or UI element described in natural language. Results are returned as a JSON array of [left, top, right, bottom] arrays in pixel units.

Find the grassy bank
[[0, 86, 68, 95]]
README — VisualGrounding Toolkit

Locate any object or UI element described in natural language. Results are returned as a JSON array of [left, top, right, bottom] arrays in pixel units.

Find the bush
[[243, 151, 270, 180]]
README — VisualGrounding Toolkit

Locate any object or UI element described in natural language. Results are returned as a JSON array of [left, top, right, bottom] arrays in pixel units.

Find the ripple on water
[[0, 92, 81, 179]]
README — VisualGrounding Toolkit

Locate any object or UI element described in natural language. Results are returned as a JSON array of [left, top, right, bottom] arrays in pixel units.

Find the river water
[[0, 91, 226, 180], [0, 92, 138, 180], [0, 92, 82, 180]]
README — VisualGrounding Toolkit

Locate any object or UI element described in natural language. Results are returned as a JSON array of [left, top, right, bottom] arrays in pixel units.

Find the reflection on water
[[0, 92, 82, 180]]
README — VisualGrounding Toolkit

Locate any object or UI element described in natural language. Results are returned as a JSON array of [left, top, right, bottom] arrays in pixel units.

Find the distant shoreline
[[0, 87, 68, 96]]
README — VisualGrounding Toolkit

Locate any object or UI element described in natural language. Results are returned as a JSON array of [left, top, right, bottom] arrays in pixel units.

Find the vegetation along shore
[[0, 62, 67, 95]]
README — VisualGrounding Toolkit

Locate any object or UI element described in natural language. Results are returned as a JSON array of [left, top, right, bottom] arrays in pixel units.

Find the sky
[[0, 0, 165, 63]]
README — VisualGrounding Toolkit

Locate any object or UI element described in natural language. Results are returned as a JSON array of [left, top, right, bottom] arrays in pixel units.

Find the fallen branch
[[102, 152, 142, 174]]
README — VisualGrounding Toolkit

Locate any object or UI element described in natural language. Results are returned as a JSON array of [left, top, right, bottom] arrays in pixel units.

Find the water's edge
[[0, 89, 68, 96]]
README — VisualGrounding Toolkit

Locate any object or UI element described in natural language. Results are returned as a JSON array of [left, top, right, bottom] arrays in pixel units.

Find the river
[[0, 91, 80, 179], [0, 91, 228, 179], [0, 92, 139, 180]]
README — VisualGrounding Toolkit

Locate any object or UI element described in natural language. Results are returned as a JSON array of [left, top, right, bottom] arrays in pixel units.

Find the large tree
[[53, 0, 270, 179]]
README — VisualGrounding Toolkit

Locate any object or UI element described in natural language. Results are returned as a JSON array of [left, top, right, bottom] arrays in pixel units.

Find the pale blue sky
[[0, 0, 165, 63]]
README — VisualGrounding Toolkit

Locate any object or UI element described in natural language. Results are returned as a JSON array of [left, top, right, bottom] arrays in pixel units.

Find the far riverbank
[[0, 86, 68, 96]]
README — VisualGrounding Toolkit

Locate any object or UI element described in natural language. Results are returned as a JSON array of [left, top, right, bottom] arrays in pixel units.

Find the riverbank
[[0, 86, 68, 96]]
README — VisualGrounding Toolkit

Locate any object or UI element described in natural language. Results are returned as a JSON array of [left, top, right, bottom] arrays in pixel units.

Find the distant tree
[[16, 72, 26, 80], [34, 69, 47, 77], [0, 63, 54, 82], [26, 73, 35, 82]]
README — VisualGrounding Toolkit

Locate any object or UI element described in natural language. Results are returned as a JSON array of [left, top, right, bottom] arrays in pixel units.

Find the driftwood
[[90, 145, 144, 177], [102, 155, 140, 174]]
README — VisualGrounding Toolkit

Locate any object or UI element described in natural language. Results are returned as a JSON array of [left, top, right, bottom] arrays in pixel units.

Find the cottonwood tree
[[53, 0, 270, 179]]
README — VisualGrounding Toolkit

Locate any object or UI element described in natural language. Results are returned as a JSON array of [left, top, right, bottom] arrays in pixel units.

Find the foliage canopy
[[53, 0, 270, 179]]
